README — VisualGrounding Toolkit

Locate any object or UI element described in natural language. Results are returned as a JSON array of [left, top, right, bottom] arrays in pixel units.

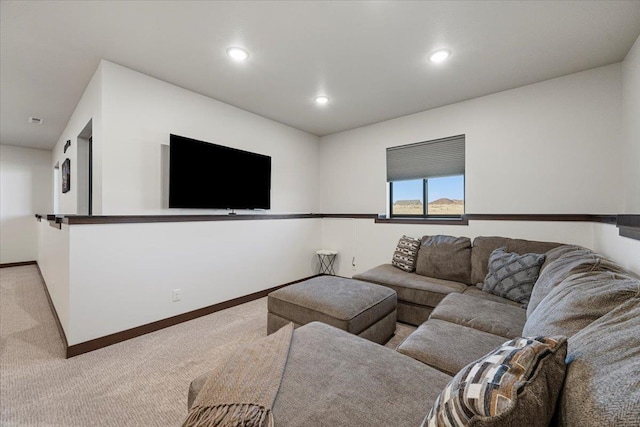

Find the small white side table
[[316, 249, 338, 275]]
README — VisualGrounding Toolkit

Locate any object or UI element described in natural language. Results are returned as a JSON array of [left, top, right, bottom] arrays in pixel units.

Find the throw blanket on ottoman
[[183, 323, 294, 427]]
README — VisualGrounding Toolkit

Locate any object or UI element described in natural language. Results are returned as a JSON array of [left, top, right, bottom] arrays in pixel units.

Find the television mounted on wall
[[169, 134, 271, 210]]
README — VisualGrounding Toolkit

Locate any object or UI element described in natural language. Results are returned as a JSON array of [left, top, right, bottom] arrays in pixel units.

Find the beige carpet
[[0, 265, 414, 426]]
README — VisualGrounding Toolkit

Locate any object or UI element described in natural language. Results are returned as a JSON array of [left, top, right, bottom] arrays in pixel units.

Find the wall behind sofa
[[621, 34, 640, 213], [591, 33, 640, 274], [321, 218, 597, 278], [318, 63, 640, 275], [319, 63, 622, 215]]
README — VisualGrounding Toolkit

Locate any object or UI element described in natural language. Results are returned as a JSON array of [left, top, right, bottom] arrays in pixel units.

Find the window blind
[[386, 134, 465, 182]]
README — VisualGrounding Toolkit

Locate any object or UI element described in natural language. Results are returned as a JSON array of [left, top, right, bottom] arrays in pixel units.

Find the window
[[387, 135, 465, 218]]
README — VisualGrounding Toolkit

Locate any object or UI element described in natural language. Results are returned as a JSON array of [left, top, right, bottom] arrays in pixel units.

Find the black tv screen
[[169, 134, 271, 209]]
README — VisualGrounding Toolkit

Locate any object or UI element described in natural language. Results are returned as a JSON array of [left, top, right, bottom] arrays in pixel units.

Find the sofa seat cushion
[[462, 286, 521, 306], [189, 322, 453, 427], [415, 235, 472, 284], [527, 245, 629, 317], [470, 236, 562, 286], [558, 297, 640, 426], [397, 319, 508, 376], [353, 263, 467, 307], [523, 271, 640, 338], [430, 293, 527, 338], [267, 276, 396, 336]]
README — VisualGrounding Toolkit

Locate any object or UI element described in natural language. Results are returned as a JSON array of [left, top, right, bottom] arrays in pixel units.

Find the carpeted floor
[[0, 265, 415, 426]]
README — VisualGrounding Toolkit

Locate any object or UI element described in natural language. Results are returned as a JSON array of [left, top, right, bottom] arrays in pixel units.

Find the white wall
[[37, 220, 70, 335], [51, 63, 102, 215], [99, 61, 320, 214], [622, 35, 640, 213], [592, 223, 640, 275], [319, 64, 623, 215], [322, 218, 596, 278], [66, 219, 320, 344], [37, 52, 639, 346], [38, 60, 323, 345], [318, 63, 640, 275], [0, 145, 52, 263], [589, 34, 640, 274]]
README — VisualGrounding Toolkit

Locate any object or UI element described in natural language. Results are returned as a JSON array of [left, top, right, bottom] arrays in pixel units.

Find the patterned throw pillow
[[481, 248, 546, 304], [423, 336, 567, 427], [391, 235, 420, 272]]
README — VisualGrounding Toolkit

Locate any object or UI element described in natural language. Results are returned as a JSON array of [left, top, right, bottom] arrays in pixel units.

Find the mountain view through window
[[391, 175, 464, 216]]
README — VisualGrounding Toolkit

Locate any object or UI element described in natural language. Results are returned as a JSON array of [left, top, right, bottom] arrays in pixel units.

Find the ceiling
[[1, 1, 640, 150]]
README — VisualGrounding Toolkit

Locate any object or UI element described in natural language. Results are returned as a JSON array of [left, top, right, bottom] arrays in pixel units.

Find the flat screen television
[[169, 134, 271, 210]]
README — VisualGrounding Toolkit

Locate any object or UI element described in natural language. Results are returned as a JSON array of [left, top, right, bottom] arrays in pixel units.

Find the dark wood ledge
[[320, 213, 378, 219], [35, 212, 632, 238], [617, 215, 640, 241], [49, 213, 322, 225], [33, 212, 620, 225], [372, 213, 617, 226], [36, 213, 63, 229], [375, 216, 469, 225], [464, 214, 617, 224]]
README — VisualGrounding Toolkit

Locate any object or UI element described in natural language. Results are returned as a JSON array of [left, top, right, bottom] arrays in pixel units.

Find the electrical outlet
[[172, 289, 182, 302]]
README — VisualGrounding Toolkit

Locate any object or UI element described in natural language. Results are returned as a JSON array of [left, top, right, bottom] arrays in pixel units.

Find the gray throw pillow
[[391, 235, 420, 272], [481, 248, 546, 304], [470, 236, 561, 286]]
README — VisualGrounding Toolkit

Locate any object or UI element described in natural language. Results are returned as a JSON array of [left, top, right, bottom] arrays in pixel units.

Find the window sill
[[375, 215, 469, 225]]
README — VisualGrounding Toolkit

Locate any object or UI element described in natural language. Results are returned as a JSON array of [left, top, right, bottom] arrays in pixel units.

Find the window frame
[[389, 175, 465, 219]]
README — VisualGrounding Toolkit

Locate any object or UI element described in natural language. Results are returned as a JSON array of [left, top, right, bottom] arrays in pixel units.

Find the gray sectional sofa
[[188, 236, 640, 426], [353, 235, 563, 325]]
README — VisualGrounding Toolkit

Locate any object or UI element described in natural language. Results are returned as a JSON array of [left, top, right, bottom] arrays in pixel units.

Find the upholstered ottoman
[[267, 276, 397, 344]]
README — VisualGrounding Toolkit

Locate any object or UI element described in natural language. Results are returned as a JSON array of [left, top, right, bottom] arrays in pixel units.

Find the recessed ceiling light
[[28, 117, 43, 124], [315, 96, 329, 105], [226, 47, 249, 61], [429, 49, 451, 63]]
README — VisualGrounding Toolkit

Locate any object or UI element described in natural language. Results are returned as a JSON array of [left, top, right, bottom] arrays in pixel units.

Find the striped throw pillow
[[391, 235, 420, 272]]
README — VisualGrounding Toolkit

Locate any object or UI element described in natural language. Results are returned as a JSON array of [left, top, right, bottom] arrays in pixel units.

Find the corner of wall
[[622, 34, 640, 214], [50, 62, 104, 215]]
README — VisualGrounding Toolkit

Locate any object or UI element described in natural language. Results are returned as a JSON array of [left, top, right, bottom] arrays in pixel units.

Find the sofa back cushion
[[527, 245, 627, 317], [470, 236, 562, 286], [557, 297, 640, 426], [538, 244, 586, 272], [415, 235, 472, 284], [522, 271, 640, 338]]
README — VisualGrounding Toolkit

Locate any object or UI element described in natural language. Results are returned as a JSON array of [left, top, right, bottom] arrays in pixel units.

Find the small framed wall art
[[62, 158, 71, 193]]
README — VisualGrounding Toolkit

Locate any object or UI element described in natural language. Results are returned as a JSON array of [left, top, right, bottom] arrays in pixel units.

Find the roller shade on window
[[386, 134, 465, 182]]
